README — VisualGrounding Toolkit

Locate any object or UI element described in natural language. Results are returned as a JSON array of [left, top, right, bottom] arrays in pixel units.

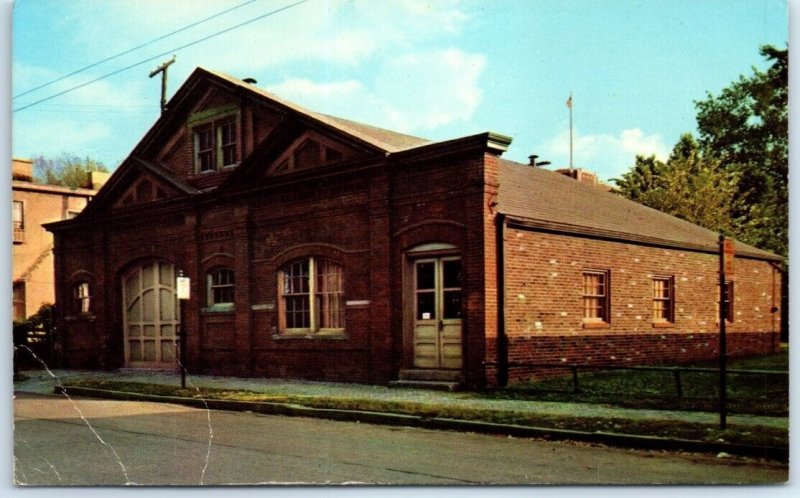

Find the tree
[[33, 153, 109, 188], [615, 134, 745, 236], [694, 45, 788, 257], [615, 45, 787, 259]]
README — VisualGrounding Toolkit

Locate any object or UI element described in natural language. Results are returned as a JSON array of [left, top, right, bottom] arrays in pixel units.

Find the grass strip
[[65, 379, 786, 449]]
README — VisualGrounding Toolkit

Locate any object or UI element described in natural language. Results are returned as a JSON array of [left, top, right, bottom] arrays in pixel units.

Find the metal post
[[179, 300, 187, 390], [178, 269, 187, 390], [718, 234, 727, 429]]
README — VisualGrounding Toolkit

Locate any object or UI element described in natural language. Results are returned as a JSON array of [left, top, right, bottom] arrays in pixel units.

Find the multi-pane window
[[13, 281, 26, 320], [582, 270, 610, 322], [207, 268, 234, 306], [73, 282, 91, 314], [219, 120, 237, 166], [193, 117, 238, 173], [12, 200, 24, 243], [195, 124, 215, 172], [279, 258, 344, 333], [652, 277, 674, 322]]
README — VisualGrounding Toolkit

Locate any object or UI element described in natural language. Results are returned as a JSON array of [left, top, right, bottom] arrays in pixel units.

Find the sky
[[8, 0, 789, 182]]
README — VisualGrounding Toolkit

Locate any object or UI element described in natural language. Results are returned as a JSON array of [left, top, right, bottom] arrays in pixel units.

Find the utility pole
[[149, 56, 176, 115]]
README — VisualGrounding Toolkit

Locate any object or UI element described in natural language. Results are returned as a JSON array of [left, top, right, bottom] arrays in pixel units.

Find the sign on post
[[176, 276, 191, 300], [722, 238, 735, 279]]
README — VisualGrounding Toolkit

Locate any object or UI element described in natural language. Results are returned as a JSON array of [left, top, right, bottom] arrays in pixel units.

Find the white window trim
[[279, 257, 345, 336], [192, 112, 240, 174]]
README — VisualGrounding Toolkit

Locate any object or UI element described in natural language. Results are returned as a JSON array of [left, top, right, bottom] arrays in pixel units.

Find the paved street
[[13, 393, 787, 485]]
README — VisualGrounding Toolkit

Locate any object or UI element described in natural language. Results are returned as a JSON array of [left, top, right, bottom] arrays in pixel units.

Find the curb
[[55, 385, 788, 463]]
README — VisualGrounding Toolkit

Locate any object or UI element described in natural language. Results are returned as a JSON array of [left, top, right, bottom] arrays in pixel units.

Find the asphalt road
[[13, 393, 787, 485]]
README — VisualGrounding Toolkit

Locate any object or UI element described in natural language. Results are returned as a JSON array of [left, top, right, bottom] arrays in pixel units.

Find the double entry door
[[122, 261, 179, 368], [412, 256, 463, 369]]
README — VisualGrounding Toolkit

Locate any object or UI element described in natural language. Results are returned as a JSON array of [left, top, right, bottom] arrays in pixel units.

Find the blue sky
[[9, 0, 788, 182]]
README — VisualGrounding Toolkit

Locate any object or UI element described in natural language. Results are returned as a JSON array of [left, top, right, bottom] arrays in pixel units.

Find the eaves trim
[[502, 214, 783, 262]]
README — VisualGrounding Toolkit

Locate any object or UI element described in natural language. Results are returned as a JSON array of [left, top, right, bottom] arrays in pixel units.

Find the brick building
[[12, 158, 106, 320], [45, 68, 782, 388]]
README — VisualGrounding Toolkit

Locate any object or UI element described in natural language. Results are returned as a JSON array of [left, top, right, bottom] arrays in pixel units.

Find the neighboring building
[[44, 68, 782, 387], [12, 158, 106, 320]]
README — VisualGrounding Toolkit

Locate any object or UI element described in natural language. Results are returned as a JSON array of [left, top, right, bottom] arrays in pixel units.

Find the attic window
[[193, 116, 238, 173]]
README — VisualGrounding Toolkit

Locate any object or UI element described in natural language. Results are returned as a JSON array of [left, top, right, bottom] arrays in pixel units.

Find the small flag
[[566, 95, 573, 109]]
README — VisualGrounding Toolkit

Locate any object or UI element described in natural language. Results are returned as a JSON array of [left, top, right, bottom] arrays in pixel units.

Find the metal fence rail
[[499, 362, 788, 397]]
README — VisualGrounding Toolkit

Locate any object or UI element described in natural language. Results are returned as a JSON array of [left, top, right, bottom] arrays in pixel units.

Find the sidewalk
[[13, 368, 788, 430]]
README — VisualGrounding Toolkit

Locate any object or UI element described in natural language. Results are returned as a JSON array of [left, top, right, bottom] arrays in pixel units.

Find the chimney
[[528, 154, 551, 167], [12, 158, 34, 182]]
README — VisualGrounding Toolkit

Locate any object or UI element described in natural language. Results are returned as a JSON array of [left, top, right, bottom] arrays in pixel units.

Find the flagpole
[[567, 92, 573, 170]]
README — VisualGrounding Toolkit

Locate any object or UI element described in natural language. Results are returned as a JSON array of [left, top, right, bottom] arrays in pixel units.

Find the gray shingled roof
[[204, 68, 431, 153], [497, 159, 779, 260], [194, 69, 779, 261]]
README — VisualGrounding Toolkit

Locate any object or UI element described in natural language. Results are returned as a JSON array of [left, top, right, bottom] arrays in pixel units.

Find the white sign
[[422, 312, 431, 320], [176, 276, 191, 300]]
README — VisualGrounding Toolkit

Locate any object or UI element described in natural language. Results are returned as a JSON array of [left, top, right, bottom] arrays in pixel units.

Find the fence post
[[571, 366, 579, 393], [673, 369, 683, 397]]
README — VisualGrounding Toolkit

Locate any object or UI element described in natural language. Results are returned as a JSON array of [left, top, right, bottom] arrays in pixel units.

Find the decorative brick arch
[[393, 220, 466, 253]]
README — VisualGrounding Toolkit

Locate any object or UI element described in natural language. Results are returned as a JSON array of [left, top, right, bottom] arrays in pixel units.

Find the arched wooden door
[[122, 261, 179, 368]]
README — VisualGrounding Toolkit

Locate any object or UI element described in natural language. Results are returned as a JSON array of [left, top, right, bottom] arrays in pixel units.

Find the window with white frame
[[193, 116, 238, 173], [278, 258, 344, 334], [207, 268, 234, 308], [73, 282, 91, 314]]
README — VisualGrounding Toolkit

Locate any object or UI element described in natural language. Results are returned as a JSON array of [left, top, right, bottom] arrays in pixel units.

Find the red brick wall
[[499, 228, 781, 383]]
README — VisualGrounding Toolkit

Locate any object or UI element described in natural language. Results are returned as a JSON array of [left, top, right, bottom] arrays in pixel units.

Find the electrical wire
[[13, 0, 311, 113], [13, 0, 264, 100]]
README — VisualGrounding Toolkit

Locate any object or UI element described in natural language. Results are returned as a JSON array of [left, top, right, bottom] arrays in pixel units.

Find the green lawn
[[62, 378, 787, 450], [493, 348, 788, 416]]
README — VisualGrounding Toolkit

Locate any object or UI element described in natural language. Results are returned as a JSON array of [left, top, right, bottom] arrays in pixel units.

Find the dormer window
[[193, 116, 238, 173]]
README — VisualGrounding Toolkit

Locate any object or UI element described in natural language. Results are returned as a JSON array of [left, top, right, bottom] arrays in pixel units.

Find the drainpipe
[[496, 213, 508, 387]]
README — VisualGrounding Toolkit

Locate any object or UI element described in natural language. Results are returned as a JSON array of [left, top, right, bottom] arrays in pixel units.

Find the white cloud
[[537, 127, 669, 181], [266, 78, 363, 101], [265, 48, 486, 134]]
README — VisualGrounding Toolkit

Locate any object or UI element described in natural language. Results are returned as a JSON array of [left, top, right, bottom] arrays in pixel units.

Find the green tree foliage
[[616, 45, 787, 258], [616, 135, 745, 236], [694, 45, 787, 257], [33, 153, 109, 188]]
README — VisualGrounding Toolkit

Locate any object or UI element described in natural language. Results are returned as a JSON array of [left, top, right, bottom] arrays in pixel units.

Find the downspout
[[496, 213, 508, 387]]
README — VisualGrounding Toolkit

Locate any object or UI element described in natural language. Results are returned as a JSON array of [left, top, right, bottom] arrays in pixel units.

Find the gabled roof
[[201, 68, 432, 153], [70, 157, 200, 219], [497, 159, 780, 261]]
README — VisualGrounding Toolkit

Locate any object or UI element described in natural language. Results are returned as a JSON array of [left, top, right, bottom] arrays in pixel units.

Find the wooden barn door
[[122, 261, 179, 368]]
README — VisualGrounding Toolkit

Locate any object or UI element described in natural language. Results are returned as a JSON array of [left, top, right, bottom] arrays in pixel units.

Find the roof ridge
[[198, 67, 432, 153]]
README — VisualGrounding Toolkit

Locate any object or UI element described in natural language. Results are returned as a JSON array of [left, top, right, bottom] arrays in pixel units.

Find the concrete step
[[397, 369, 461, 382], [388, 379, 460, 392]]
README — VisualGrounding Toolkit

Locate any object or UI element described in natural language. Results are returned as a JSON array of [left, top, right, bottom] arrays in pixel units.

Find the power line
[[13, 0, 264, 100], [13, 0, 311, 113]]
